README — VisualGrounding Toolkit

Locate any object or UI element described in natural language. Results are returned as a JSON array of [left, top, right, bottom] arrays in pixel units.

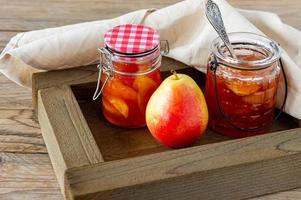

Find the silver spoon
[[205, 0, 237, 59]]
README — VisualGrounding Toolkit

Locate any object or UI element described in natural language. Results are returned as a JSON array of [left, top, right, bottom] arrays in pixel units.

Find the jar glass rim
[[211, 32, 281, 70]]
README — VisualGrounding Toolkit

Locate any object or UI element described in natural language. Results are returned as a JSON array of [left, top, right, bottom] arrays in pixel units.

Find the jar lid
[[104, 24, 160, 56]]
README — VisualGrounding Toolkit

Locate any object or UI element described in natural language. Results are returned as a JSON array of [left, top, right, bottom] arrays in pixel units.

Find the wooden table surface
[[0, 0, 301, 199]]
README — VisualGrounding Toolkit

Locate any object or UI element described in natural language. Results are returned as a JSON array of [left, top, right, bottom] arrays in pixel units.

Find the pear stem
[[171, 69, 179, 80]]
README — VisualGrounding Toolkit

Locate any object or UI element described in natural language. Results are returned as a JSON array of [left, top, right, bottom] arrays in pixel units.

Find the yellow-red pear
[[146, 72, 208, 148]]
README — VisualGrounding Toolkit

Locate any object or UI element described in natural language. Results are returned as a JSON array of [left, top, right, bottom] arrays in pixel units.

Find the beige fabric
[[1, 0, 301, 119]]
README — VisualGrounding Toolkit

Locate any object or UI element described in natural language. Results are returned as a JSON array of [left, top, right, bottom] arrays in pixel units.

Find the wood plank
[[229, 0, 301, 30], [1, 0, 297, 53], [0, 1, 299, 57], [0, 0, 299, 59], [32, 65, 98, 111], [37, 85, 103, 198], [37, 85, 104, 164], [0, 75, 32, 109], [59, 85, 103, 164], [0, 152, 62, 200], [250, 188, 301, 200], [0, 31, 17, 52], [66, 128, 301, 200], [0, 0, 182, 31], [0, 108, 46, 154], [0, 0, 299, 32]]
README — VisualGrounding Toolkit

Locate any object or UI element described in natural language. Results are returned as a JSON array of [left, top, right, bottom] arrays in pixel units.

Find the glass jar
[[94, 24, 168, 128], [205, 32, 282, 138]]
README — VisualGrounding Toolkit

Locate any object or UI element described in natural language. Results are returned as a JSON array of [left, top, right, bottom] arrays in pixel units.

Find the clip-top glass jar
[[205, 32, 285, 138], [94, 24, 169, 128]]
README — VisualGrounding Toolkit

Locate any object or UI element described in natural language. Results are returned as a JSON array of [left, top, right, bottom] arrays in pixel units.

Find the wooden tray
[[32, 58, 301, 200]]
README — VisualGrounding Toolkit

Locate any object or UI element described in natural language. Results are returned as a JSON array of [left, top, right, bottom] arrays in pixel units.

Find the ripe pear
[[146, 72, 208, 148]]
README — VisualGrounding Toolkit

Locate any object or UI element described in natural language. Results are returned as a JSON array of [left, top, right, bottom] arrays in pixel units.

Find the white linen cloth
[[1, 0, 301, 119]]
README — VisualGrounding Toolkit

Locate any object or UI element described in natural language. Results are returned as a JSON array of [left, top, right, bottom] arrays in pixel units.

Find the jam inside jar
[[101, 54, 162, 128], [205, 32, 282, 138], [95, 24, 168, 128]]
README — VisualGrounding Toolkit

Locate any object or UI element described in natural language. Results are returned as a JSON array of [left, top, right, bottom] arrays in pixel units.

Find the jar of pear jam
[[205, 32, 282, 138], [94, 24, 168, 128]]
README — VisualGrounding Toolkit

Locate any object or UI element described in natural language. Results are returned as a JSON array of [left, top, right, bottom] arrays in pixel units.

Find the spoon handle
[[205, 0, 236, 58]]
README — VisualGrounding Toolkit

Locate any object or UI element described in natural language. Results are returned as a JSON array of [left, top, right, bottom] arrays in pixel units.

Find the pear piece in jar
[[103, 96, 129, 118], [265, 78, 278, 101], [133, 76, 159, 114], [242, 91, 265, 105], [103, 79, 137, 101], [264, 99, 276, 109], [242, 85, 277, 105], [264, 87, 276, 101], [264, 86, 277, 109], [225, 79, 261, 96]]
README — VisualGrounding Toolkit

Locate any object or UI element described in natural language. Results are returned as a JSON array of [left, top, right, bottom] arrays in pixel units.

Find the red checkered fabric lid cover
[[104, 24, 160, 55]]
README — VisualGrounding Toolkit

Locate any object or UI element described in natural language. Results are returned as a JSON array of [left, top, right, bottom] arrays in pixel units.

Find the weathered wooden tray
[[32, 58, 301, 200]]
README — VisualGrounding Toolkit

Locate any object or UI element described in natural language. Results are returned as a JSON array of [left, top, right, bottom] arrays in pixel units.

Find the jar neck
[[99, 47, 162, 77], [212, 32, 281, 71], [107, 45, 160, 59], [112, 51, 162, 76]]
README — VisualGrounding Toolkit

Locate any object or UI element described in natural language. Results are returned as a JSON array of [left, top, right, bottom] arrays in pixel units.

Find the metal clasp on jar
[[92, 48, 113, 100]]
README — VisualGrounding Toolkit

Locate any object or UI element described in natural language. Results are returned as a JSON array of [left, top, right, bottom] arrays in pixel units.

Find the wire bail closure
[[92, 48, 113, 100]]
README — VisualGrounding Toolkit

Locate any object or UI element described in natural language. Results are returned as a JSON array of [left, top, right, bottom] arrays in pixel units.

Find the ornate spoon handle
[[205, 0, 236, 58]]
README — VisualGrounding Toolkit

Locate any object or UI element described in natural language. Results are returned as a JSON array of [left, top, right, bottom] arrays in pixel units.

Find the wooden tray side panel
[[75, 154, 301, 200], [32, 65, 99, 110], [66, 128, 301, 200], [38, 85, 103, 199]]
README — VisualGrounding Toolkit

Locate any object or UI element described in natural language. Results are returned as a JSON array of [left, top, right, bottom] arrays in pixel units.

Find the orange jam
[[205, 33, 281, 137], [102, 62, 161, 128]]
